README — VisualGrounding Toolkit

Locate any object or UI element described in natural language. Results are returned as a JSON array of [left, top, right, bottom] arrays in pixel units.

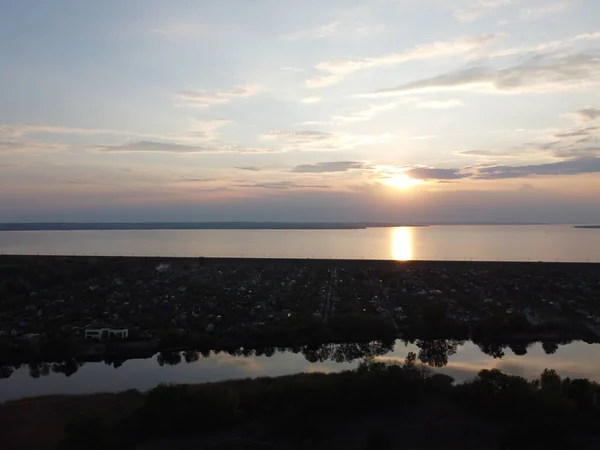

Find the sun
[[382, 174, 422, 189]]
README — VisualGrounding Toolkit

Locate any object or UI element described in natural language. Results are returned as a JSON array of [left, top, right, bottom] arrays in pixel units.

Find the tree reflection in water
[[0, 339, 580, 379]]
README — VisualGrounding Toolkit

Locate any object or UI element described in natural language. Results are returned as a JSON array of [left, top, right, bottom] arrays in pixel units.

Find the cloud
[[457, 149, 524, 158], [235, 166, 263, 172], [93, 141, 276, 154], [475, 157, 600, 179], [177, 178, 216, 183], [283, 21, 340, 40], [283, 21, 385, 41], [176, 85, 260, 108], [371, 52, 600, 96], [555, 126, 598, 138], [301, 96, 323, 104], [260, 129, 393, 151], [291, 161, 369, 173], [488, 31, 600, 59], [454, 0, 514, 22], [333, 102, 398, 122], [404, 167, 469, 180], [575, 108, 600, 122], [417, 99, 464, 109], [306, 33, 504, 88], [521, 1, 572, 18], [0, 138, 66, 153], [186, 118, 231, 141], [553, 146, 600, 159], [237, 181, 329, 190]]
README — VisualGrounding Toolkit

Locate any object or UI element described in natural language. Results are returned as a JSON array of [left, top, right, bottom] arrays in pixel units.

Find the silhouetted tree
[[183, 350, 199, 363], [542, 341, 560, 355], [0, 365, 13, 379], [508, 342, 530, 356], [416, 339, 462, 367], [477, 341, 506, 359], [157, 351, 182, 366]]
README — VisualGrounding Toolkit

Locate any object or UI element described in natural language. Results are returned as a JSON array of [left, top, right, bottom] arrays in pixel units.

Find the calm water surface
[[1, 225, 599, 261], [1, 340, 600, 403]]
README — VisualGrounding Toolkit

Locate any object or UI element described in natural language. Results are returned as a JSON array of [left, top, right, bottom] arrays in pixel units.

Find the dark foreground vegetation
[[3, 357, 600, 450]]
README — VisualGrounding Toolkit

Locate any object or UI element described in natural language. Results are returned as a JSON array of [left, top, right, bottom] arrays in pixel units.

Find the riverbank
[[3, 359, 600, 450]]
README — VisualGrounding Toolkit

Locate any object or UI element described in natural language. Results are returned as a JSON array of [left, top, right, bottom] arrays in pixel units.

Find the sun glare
[[382, 174, 422, 189], [392, 227, 413, 261]]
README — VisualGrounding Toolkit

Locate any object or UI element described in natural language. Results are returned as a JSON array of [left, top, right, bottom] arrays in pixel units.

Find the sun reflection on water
[[392, 227, 413, 261]]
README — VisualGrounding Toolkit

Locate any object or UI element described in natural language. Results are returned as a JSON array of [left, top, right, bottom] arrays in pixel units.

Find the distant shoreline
[[575, 225, 600, 229], [0, 221, 554, 231]]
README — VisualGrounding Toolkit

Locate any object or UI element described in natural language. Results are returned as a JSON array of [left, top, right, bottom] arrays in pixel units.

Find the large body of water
[[2, 340, 600, 403], [1, 225, 599, 262]]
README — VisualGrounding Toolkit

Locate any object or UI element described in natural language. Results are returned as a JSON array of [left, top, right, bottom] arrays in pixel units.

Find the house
[[85, 326, 129, 340]]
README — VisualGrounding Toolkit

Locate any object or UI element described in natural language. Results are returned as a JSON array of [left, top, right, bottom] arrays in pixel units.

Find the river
[[1, 340, 599, 403], [1, 225, 599, 262]]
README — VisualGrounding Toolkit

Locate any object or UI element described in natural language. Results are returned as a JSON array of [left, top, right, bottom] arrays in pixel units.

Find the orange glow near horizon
[[392, 227, 413, 261]]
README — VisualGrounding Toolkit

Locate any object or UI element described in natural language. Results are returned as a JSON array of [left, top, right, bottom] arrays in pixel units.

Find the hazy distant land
[[0, 221, 552, 231], [575, 225, 600, 229]]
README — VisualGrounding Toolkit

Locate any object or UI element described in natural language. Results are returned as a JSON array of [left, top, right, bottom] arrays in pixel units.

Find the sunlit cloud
[[333, 102, 398, 122], [291, 161, 370, 173], [301, 96, 323, 104], [176, 85, 260, 108], [306, 33, 505, 88], [260, 130, 394, 151]]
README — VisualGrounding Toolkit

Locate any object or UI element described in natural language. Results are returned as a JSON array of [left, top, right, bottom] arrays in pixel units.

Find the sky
[[1, 0, 600, 223]]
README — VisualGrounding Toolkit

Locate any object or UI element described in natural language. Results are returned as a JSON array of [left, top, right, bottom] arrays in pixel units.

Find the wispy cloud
[[333, 102, 398, 122], [291, 161, 369, 173], [93, 141, 276, 154], [371, 52, 600, 96], [235, 166, 263, 172], [555, 126, 598, 138], [475, 157, 600, 179], [0, 138, 66, 153], [176, 85, 260, 108], [283, 21, 340, 40], [521, 1, 573, 18], [488, 31, 600, 59], [186, 119, 231, 141], [306, 33, 505, 88], [177, 177, 216, 183], [237, 181, 329, 190], [283, 21, 385, 41], [260, 130, 393, 151], [454, 0, 514, 22], [575, 108, 600, 122]]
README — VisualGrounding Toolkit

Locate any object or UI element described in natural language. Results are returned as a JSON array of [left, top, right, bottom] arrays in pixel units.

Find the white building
[[85, 326, 129, 340]]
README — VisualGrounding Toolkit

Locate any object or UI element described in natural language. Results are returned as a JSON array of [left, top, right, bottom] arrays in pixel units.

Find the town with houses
[[1, 256, 600, 359]]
